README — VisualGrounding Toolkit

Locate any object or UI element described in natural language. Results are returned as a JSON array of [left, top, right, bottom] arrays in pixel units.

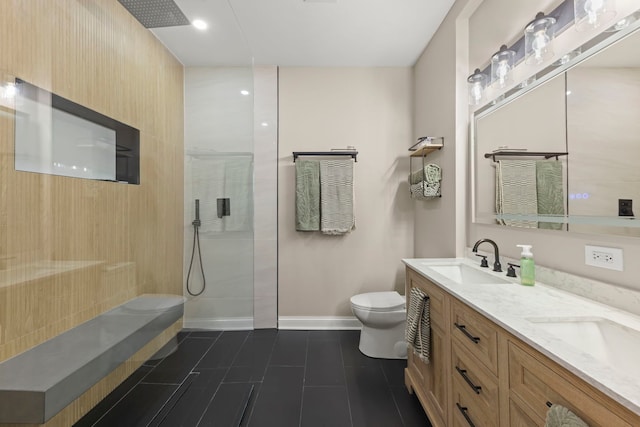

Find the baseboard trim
[[278, 316, 362, 330], [183, 317, 253, 331]]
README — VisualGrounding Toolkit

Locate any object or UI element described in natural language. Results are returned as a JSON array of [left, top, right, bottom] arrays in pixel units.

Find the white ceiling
[[150, 0, 456, 67]]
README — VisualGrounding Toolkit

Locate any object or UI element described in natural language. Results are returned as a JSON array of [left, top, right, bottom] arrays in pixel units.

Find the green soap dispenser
[[516, 244, 535, 286]]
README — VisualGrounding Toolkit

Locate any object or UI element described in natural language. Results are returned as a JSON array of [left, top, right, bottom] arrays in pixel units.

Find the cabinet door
[[406, 269, 449, 427], [426, 323, 448, 426]]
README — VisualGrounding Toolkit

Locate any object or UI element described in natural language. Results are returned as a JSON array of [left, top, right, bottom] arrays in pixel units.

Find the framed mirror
[[472, 9, 640, 237]]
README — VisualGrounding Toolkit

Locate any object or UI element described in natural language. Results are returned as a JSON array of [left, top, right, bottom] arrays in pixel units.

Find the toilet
[[350, 291, 407, 359]]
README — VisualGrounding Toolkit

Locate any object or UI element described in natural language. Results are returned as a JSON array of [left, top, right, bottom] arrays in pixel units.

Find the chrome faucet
[[472, 239, 502, 272]]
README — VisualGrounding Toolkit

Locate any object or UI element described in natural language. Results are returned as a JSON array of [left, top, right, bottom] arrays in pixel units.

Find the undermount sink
[[425, 263, 511, 285], [526, 316, 640, 378]]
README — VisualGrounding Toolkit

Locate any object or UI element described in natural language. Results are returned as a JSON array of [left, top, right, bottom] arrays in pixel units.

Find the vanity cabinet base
[[405, 265, 640, 427]]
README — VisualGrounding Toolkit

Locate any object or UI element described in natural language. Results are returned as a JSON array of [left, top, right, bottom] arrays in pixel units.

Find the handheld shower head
[[193, 199, 201, 227]]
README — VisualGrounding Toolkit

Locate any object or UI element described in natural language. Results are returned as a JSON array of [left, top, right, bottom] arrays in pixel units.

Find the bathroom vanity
[[403, 258, 640, 427]]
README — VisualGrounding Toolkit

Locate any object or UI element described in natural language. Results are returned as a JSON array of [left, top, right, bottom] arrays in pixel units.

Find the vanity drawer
[[508, 341, 635, 427], [451, 340, 499, 426], [407, 268, 446, 329], [452, 369, 498, 427], [451, 300, 499, 376]]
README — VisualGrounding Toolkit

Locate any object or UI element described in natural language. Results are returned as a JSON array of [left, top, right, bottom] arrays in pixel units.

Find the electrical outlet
[[585, 245, 623, 271]]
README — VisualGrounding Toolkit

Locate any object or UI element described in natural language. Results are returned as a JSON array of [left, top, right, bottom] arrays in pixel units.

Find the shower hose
[[186, 219, 206, 296]]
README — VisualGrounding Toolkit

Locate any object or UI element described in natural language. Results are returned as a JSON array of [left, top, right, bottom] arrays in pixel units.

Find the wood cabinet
[[404, 266, 640, 427]]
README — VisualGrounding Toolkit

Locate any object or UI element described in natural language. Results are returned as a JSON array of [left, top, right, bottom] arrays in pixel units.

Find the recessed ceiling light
[[240, 90, 250, 96], [192, 19, 208, 30], [261, 122, 269, 127]]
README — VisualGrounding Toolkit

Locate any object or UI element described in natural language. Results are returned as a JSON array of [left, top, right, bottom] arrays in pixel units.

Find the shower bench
[[0, 294, 184, 424]]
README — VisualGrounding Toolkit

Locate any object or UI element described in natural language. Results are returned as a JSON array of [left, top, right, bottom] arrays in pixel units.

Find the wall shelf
[[292, 150, 358, 162], [484, 150, 568, 162], [408, 136, 444, 157], [409, 136, 443, 199]]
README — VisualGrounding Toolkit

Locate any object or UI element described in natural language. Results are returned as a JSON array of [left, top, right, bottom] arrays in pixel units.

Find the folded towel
[[495, 160, 538, 228], [319, 159, 355, 235], [295, 160, 321, 231], [410, 164, 441, 199], [406, 287, 430, 363], [545, 404, 589, 427], [409, 166, 428, 185], [536, 160, 565, 230]]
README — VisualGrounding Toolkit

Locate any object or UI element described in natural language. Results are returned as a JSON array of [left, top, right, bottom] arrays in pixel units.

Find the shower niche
[[12, 78, 140, 184]]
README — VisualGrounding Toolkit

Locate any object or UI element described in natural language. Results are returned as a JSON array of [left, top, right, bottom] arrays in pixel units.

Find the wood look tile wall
[[0, 0, 184, 363]]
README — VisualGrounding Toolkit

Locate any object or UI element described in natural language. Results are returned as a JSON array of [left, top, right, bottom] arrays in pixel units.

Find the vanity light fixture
[[606, 11, 638, 32], [552, 47, 582, 66], [525, 12, 557, 65], [467, 68, 488, 105], [574, 0, 616, 31], [491, 45, 516, 88]]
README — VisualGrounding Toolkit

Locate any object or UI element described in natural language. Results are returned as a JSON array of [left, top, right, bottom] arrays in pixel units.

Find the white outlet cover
[[585, 245, 624, 271]]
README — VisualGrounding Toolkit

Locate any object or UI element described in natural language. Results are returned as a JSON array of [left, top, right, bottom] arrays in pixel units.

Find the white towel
[[319, 159, 355, 235], [496, 160, 538, 228]]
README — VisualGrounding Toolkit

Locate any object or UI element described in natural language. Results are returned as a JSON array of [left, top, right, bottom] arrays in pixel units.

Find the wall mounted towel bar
[[292, 151, 358, 162], [484, 151, 568, 162]]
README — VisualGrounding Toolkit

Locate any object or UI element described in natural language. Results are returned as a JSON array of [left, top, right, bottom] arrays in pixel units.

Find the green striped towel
[[295, 160, 320, 231], [319, 159, 355, 235]]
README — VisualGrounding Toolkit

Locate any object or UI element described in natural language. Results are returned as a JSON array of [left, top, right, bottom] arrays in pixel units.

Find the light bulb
[[585, 0, 605, 25], [470, 83, 483, 103], [495, 61, 510, 87], [532, 30, 550, 62]]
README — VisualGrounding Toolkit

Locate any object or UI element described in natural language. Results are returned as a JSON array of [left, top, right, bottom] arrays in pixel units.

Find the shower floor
[[73, 329, 431, 427]]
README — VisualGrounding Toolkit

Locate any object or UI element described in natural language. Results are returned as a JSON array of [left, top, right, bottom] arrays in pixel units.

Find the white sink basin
[[526, 316, 640, 378], [425, 263, 511, 285]]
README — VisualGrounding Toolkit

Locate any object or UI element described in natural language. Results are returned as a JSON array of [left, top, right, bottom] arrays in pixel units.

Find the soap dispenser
[[516, 244, 535, 286]]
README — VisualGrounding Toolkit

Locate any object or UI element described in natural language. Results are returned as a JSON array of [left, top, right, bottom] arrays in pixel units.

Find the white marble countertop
[[403, 257, 640, 416]]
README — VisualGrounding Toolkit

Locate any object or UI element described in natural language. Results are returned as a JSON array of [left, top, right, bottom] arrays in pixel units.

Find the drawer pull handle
[[455, 366, 482, 394], [456, 402, 477, 427], [454, 323, 480, 344]]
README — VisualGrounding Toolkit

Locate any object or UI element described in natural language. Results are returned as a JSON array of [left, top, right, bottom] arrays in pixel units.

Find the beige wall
[[413, 0, 479, 258], [278, 68, 414, 317], [0, 0, 183, 365], [416, 0, 640, 292]]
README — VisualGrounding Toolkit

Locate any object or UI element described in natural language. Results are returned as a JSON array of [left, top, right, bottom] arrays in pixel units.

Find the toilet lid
[[350, 291, 405, 311]]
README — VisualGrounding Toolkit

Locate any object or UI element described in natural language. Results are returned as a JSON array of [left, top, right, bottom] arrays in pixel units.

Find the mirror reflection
[[473, 18, 640, 237]]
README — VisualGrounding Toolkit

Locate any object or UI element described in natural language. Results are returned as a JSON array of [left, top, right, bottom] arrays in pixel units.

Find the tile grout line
[[339, 333, 356, 427], [240, 331, 280, 426], [298, 331, 311, 427]]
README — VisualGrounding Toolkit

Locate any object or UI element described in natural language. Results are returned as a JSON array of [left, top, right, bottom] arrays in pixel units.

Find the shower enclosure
[[183, 67, 255, 330]]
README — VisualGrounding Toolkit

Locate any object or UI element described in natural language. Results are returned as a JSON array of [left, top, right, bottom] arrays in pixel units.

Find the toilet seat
[[350, 291, 405, 312]]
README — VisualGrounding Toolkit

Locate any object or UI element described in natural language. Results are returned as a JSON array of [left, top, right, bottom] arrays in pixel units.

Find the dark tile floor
[[74, 329, 432, 427]]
